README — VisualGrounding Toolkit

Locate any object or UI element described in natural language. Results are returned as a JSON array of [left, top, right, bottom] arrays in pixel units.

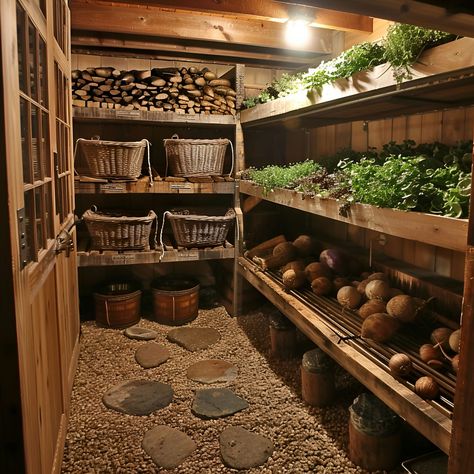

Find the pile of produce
[[71, 66, 238, 115], [243, 24, 455, 108], [241, 139, 472, 218], [251, 234, 461, 401]]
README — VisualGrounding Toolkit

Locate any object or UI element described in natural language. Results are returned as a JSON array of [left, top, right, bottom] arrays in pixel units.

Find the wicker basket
[[77, 138, 148, 179], [163, 209, 235, 248], [164, 135, 231, 177], [83, 208, 157, 250]]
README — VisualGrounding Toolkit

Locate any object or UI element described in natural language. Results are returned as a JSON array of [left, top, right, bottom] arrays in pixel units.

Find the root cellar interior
[[2, 1, 474, 473]]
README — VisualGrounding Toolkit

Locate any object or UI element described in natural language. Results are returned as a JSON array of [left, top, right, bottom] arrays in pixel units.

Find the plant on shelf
[[382, 24, 455, 82], [242, 24, 456, 109]]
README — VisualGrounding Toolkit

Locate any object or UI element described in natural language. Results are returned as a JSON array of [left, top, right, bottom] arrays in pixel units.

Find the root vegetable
[[356, 279, 370, 295], [311, 277, 333, 296], [414, 376, 439, 399], [337, 286, 362, 309], [367, 272, 389, 282], [282, 269, 306, 290], [281, 260, 306, 274], [273, 242, 297, 260], [365, 280, 391, 301], [358, 300, 387, 320], [319, 249, 350, 275], [293, 235, 319, 257], [449, 329, 461, 353], [452, 354, 460, 373], [388, 288, 404, 298], [386, 295, 420, 323], [430, 327, 453, 351], [305, 262, 331, 282], [388, 353, 412, 377], [419, 343, 442, 363], [361, 313, 399, 342]]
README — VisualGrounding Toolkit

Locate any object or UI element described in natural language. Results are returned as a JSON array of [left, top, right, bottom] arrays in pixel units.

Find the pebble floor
[[61, 305, 391, 473]]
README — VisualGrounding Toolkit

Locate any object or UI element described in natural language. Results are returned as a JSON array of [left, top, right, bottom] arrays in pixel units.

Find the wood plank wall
[[297, 107, 474, 282]]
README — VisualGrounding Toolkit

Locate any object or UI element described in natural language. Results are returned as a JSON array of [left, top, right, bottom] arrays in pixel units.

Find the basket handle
[[159, 211, 173, 261], [144, 139, 153, 187], [227, 139, 234, 177], [163, 134, 179, 178]]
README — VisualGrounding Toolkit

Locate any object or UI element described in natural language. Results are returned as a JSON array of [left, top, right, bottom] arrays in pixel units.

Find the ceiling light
[[285, 17, 311, 47]]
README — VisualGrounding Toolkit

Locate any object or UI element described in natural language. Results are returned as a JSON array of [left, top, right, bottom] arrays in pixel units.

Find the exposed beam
[[71, 0, 333, 55], [277, 0, 474, 37], [71, 33, 324, 68], [106, 0, 373, 33]]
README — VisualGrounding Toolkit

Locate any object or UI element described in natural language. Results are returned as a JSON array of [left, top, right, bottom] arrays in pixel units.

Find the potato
[[311, 277, 333, 296], [337, 286, 361, 309], [282, 269, 306, 290], [358, 300, 387, 320], [305, 262, 331, 283]]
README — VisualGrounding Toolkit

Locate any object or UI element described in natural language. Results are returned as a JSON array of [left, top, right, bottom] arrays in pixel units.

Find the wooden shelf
[[77, 241, 235, 267], [240, 38, 474, 128], [73, 106, 236, 126], [75, 176, 235, 194], [238, 256, 452, 454], [239, 180, 468, 253]]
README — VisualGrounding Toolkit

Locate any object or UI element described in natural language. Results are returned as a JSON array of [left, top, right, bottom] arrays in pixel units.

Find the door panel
[[1, 0, 79, 472]]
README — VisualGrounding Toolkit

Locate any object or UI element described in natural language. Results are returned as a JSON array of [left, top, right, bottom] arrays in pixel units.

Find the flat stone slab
[[192, 388, 248, 419], [135, 343, 170, 369], [167, 327, 220, 352], [220, 426, 274, 470], [187, 359, 238, 384], [124, 326, 158, 341], [103, 380, 173, 416], [142, 425, 196, 469]]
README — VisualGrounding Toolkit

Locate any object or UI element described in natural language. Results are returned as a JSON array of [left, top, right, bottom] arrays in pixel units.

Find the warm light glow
[[285, 19, 311, 47]]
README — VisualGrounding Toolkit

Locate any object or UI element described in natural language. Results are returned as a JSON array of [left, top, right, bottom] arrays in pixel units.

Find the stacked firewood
[[71, 66, 237, 115]]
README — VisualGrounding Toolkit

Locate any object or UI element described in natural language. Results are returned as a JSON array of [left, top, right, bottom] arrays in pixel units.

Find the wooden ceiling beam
[[276, 0, 474, 37], [106, 0, 373, 33], [71, 0, 333, 54], [71, 33, 326, 68]]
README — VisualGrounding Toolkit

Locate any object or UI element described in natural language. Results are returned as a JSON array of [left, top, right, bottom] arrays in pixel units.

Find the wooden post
[[268, 311, 297, 359], [348, 392, 401, 472], [301, 348, 335, 407]]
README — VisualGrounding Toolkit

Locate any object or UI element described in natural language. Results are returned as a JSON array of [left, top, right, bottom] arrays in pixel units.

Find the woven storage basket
[[164, 135, 231, 177], [83, 208, 157, 250], [77, 138, 148, 179], [163, 209, 235, 249]]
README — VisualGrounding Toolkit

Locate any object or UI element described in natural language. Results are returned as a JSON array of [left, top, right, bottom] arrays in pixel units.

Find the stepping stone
[[192, 388, 248, 419], [124, 326, 158, 341], [220, 426, 274, 470], [135, 343, 170, 369], [187, 359, 238, 384], [167, 327, 220, 352], [142, 425, 196, 469], [103, 380, 173, 416]]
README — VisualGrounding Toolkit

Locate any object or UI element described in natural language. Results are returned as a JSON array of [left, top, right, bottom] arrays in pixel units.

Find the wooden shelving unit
[[239, 181, 468, 252], [240, 38, 474, 129], [239, 256, 452, 453], [75, 176, 235, 194]]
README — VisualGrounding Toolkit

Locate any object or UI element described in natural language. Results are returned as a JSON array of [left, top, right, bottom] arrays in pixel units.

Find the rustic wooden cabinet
[[236, 37, 474, 470]]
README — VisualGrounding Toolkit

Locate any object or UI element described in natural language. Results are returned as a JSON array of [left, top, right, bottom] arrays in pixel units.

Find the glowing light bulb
[[285, 19, 311, 47]]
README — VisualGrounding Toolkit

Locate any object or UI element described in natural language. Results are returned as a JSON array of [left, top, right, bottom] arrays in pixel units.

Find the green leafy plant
[[244, 160, 320, 193], [383, 23, 455, 82]]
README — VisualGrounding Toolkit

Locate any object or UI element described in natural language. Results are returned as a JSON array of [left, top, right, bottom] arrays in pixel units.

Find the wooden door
[[0, 0, 79, 473]]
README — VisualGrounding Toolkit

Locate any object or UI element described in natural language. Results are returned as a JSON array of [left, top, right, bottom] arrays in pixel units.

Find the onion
[[449, 329, 461, 353], [388, 353, 412, 377], [337, 286, 362, 309], [419, 343, 442, 363], [430, 327, 453, 352], [365, 280, 391, 301], [311, 277, 333, 296], [414, 376, 439, 399], [452, 354, 460, 374]]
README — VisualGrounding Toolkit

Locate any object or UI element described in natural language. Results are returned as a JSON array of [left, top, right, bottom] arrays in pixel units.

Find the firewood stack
[[71, 66, 238, 115]]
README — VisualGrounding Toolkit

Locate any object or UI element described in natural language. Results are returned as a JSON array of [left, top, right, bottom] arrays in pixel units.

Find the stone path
[[220, 426, 274, 469], [102, 380, 173, 416], [100, 324, 273, 469], [134, 343, 170, 369], [142, 426, 196, 469], [167, 326, 221, 351], [186, 359, 238, 384], [192, 388, 249, 419]]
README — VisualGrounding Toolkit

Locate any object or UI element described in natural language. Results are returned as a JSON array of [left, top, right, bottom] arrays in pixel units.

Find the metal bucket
[[152, 276, 200, 325], [94, 282, 142, 329]]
